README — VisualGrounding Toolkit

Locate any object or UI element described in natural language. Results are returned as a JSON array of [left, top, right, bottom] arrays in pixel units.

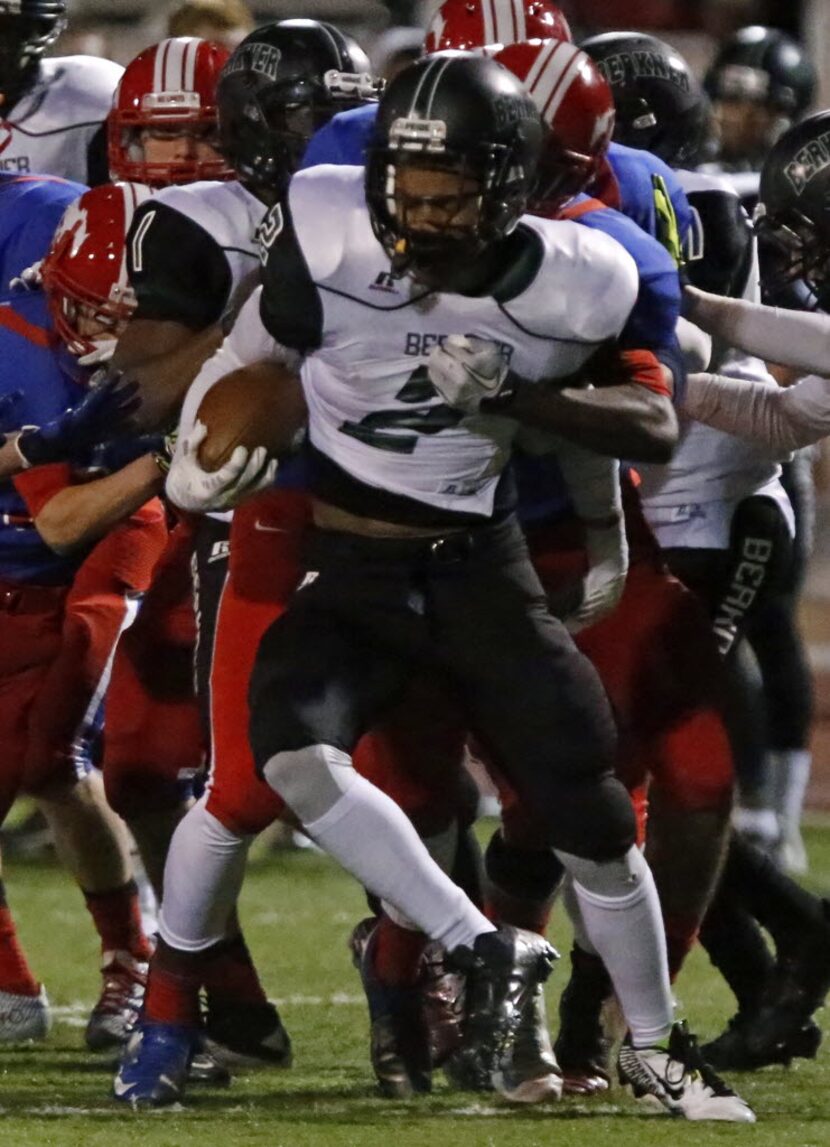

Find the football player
[[0, 176, 163, 1043], [582, 31, 830, 1074], [0, 0, 122, 183], [153, 55, 753, 1122], [701, 25, 819, 876], [703, 24, 815, 199], [103, 20, 377, 1092]]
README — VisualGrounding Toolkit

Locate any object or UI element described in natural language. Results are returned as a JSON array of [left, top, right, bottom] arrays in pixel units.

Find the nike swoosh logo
[[462, 362, 501, 392], [112, 1078, 136, 1097], [254, 520, 289, 533]]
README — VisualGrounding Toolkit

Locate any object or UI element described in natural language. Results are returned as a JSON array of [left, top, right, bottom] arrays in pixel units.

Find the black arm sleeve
[[258, 201, 324, 353], [85, 124, 110, 188], [684, 189, 754, 299], [125, 202, 232, 329]]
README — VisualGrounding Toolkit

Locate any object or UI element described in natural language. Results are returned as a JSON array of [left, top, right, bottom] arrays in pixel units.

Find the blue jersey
[[0, 173, 85, 296], [0, 175, 88, 583], [606, 142, 692, 255]]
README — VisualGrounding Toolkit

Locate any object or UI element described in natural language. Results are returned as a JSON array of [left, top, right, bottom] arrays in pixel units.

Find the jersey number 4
[[339, 366, 462, 454]]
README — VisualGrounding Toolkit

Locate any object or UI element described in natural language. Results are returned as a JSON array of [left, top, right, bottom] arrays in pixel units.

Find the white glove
[[566, 516, 628, 633], [165, 421, 277, 513], [427, 335, 512, 413]]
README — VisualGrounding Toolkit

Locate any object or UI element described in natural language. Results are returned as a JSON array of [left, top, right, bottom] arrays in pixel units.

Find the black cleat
[[444, 927, 556, 1095], [554, 945, 612, 1095], [703, 1010, 821, 1070], [204, 999, 292, 1068]]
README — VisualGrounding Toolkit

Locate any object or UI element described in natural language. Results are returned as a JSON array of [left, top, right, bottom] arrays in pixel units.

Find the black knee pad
[[484, 831, 564, 902], [545, 774, 637, 860]]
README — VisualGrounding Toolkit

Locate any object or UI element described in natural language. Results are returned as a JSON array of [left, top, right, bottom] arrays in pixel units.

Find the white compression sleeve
[[685, 286, 830, 375], [557, 847, 673, 1047], [264, 746, 495, 953], [682, 371, 830, 452], [158, 795, 251, 952]]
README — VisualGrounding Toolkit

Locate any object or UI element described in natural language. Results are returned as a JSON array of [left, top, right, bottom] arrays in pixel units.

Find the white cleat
[[618, 1021, 756, 1122], [0, 985, 51, 1042]]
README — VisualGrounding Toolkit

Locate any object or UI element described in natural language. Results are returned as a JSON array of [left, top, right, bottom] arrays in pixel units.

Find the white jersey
[[127, 178, 266, 525], [638, 167, 792, 549], [0, 56, 122, 183], [190, 164, 639, 521], [146, 179, 264, 308]]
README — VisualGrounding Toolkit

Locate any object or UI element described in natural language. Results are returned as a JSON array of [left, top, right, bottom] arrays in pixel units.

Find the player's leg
[[103, 522, 204, 899], [118, 495, 303, 1105], [22, 525, 167, 1045], [0, 592, 68, 1040], [438, 520, 752, 1120], [750, 452, 816, 872], [249, 529, 554, 1097]]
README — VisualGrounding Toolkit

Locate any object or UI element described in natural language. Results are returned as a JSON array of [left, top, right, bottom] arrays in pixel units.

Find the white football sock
[[771, 749, 812, 831], [158, 795, 251, 952], [557, 846, 673, 1047], [264, 747, 494, 952]]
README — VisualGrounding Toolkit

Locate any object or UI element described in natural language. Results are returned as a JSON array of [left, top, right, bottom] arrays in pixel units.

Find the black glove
[[16, 373, 141, 468]]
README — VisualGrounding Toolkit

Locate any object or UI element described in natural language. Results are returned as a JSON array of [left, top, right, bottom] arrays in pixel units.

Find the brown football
[[196, 360, 307, 472]]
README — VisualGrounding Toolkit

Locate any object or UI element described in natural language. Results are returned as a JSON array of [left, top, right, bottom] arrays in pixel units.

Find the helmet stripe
[[317, 22, 345, 69], [512, 0, 526, 43], [407, 55, 441, 117], [424, 54, 456, 119], [154, 39, 169, 93], [539, 48, 585, 124], [182, 37, 197, 92], [493, 0, 514, 46], [481, 0, 496, 49], [524, 37, 565, 92]]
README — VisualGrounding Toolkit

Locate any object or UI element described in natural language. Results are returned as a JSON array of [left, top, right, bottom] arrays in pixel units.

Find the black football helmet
[[216, 18, 379, 197], [705, 26, 815, 119], [580, 31, 709, 169], [0, 0, 67, 107], [365, 53, 542, 283], [755, 111, 830, 310]]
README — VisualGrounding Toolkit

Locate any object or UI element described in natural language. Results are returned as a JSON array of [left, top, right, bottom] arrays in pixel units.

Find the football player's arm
[[507, 363, 678, 463], [685, 286, 830, 377], [113, 202, 234, 430], [15, 457, 165, 555], [681, 369, 830, 452]]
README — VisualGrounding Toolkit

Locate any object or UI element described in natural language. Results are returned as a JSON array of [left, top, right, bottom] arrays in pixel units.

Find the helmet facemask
[[755, 204, 830, 310], [368, 134, 528, 286]]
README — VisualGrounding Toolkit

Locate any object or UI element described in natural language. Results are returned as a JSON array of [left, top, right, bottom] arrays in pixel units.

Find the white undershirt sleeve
[[685, 286, 830, 375], [682, 370, 830, 452]]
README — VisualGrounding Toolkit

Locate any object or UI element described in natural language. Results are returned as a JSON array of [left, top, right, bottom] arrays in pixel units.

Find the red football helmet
[[108, 37, 233, 186], [495, 39, 615, 212], [41, 182, 153, 360], [424, 0, 571, 53]]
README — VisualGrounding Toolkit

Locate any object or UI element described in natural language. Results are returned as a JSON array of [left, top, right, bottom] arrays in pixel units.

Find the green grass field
[[3, 820, 830, 1147]]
